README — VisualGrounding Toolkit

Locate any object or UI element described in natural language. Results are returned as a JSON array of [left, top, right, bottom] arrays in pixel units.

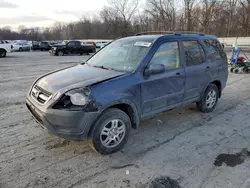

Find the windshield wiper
[[92, 65, 115, 71]]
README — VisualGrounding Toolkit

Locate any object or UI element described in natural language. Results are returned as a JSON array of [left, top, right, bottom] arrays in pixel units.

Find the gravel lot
[[1, 51, 250, 188]]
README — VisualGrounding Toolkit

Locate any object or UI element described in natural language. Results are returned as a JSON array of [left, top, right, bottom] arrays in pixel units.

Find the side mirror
[[144, 64, 165, 77]]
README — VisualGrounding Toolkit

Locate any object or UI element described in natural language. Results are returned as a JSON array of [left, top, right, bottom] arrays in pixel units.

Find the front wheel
[[196, 84, 219, 113], [0, 50, 6, 58], [89, 108, 131, 155]]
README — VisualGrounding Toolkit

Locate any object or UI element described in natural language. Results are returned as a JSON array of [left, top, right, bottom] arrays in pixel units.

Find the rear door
[[181, 40, 211, 104], [202, 39, 228, 83], [141, 40, 185, 118]]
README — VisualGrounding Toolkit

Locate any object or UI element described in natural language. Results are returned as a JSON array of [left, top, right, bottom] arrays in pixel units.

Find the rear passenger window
[[150, 42, 180, 69], [183, 41, 205, 66], [204, 39, 224, 59]]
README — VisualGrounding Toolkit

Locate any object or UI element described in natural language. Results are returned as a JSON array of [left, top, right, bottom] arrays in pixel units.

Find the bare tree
[[184, 0, 196, 30], [146, 0, 176, 30], [106, 0, 139, 36], [1, 0, 250, 40], [223, 0, 238, 36], [239, 0, 250, 36], [193, 0, 218, 33]]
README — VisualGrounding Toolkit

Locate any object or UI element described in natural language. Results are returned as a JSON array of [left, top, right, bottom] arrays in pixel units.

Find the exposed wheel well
[[110, 104, 138, 129], [211, 80, 222, 97], [0, 48, 6, 52]]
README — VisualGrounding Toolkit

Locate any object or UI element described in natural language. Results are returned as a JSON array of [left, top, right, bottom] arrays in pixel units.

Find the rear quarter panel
[[0, 44, 11, 53]]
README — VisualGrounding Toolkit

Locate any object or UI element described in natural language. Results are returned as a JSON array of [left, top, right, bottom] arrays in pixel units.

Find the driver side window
[[150, 42, 180, 69], [67, 42, 75, 47]]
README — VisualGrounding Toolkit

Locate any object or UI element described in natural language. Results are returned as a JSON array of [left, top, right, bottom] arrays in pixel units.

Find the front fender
[[99, 98, 140, 129]]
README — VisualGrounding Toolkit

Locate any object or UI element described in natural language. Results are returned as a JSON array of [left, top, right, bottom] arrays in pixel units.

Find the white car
[[12, 42, 30, 52], [0, 40, 12, 57], [95, 41, 109, 48]]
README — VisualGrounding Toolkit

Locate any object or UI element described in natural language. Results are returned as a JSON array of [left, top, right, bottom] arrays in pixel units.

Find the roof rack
[[134, 31, 205, 36]]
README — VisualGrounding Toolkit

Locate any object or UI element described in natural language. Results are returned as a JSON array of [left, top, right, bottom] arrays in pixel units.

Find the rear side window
[[75, 41, 81, 46], [150, 41, 180, 69], [204, 39, 225, 59], [183, 41, 205, 66]]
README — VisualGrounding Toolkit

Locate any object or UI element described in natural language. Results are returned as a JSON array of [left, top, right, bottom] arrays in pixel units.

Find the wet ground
[[1, 51, 250, 188]]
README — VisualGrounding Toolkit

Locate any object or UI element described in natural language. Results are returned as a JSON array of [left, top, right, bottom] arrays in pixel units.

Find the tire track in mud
[[2, 151, 91, 185]]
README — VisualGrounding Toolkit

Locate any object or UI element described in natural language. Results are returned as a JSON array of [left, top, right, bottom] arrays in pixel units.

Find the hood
[[36, 64, 125, 94]]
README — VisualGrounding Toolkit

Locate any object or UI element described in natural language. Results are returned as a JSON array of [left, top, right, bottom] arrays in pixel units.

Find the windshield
[[86, 38, 154, 72]]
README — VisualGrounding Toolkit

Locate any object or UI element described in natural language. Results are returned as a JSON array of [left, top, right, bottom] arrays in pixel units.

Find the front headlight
[[66, 88, 90, 106]]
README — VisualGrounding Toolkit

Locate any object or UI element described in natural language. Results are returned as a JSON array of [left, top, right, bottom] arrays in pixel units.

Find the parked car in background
[[26, 32, 228, 154], [0, 40, 13, 57], [12, 40, 28, 44], [39, 41, 54, 51], [12, 42, 30, 52], [31, 41, 40, 51], [49, 40, 96, 56], [39, 41, 51, 51], [96, 41, 108, 48], [84, 41, 97, 48]]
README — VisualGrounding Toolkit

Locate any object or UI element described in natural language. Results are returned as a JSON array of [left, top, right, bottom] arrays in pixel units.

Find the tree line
[[0, 0, 249, 41]]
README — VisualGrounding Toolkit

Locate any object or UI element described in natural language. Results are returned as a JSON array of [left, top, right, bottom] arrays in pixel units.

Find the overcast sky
[[0, 0, 107, 29]]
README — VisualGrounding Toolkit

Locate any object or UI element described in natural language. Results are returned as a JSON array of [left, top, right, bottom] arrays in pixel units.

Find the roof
[[117, 32, 217, 42]]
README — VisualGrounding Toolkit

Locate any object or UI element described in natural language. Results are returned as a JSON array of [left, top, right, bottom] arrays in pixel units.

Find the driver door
[[141, 40, 185, 118], [67, 41, 75, 54]]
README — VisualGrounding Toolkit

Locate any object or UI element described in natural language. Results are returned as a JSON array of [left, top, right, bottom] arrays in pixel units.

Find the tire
[[196, 84, 219, 113], [57, 51, 64, 56], [243, 67, 249, 73], [234, 68, 239, 73], [19, 47, 23, 52], [88, 108, 131, 155], [0, 50, 6, 58]]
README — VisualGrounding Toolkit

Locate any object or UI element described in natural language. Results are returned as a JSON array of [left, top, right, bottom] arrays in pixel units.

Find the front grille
[[31, 85, 52, 104]]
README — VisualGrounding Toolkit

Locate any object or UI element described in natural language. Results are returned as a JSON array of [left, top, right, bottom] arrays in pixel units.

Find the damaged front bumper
[[26, 96, 100, 140]]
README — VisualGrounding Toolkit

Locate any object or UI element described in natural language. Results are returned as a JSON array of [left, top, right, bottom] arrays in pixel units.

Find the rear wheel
[[89, 108, 131, 155], [0, 50, 6, 58], [19, 47, 23, 52], [57, 51, 64, 56], [196, 84, 219, 113]]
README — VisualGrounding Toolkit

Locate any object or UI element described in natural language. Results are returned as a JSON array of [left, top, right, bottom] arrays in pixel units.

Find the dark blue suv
[[26, 32, 228, 154]]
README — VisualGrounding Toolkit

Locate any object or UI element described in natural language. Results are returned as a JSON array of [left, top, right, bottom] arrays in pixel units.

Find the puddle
[[214, 148, 250, 167], [149, 176, 181, 188]]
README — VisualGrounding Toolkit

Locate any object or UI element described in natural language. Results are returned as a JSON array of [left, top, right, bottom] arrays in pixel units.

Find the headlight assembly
[[53, 88, 91, 109], [66, 88, 91, 106]]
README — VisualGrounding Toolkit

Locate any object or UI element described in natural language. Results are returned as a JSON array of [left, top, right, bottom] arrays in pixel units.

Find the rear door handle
[[176, 72, 181, 76], [205, 66, 210, 71]]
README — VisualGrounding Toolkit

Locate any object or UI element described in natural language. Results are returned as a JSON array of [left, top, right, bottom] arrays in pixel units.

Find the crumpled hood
[[36, 64, 125, 94]]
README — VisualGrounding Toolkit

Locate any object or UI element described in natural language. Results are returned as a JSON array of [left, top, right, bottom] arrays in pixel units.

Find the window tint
[[204, 39, 225, 59], [150, 42, 180, 69], [183, 41, 205, 66], [67, 42, 75, 47], [75, 41, 81, 46]]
